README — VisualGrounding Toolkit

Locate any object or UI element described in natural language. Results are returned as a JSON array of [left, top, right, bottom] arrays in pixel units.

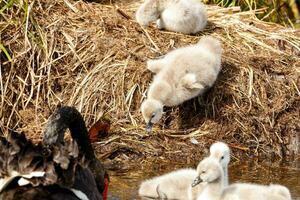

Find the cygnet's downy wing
[[269, 184, 292, 200], [223, 183, 291, 200], [138, 180, 162, 199], [180, 73, 205, 90], [139, 168, 197, 199], [147, 58, 167, 74]]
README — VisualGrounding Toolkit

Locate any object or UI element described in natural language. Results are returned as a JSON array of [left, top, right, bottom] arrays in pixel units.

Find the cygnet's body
[[141, 36, 222, 131], [138, 142, 230, 200], [193, 158, 292, 200], [139, 168, 198, 200], [136, 0, 207, 34], [221, 183, 292, 200], [187, 142, 230, 199]]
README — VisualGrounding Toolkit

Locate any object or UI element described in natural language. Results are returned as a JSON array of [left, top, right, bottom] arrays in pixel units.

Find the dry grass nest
[[0, 0, 299, 169]]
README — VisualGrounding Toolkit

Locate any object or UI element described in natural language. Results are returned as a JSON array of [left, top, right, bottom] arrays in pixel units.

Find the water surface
[[107, 161, 300, 199]]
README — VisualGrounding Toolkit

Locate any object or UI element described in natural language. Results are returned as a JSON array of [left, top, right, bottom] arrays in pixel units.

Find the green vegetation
[[203, 0, 300, 27], [0, 43, 12, 61]]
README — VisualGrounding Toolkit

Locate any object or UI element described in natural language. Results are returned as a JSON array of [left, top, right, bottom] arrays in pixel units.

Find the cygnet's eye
[[201, 170, 206, 174], [220, 156, 224, 160], [151, 112, 156, 118]]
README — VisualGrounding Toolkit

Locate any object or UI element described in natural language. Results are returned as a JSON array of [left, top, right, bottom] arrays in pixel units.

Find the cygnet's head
[[192, 157, 223, 187], [209, 142, 230, 168], [198, 36, 222, 55], [141, 99, 163, 132]]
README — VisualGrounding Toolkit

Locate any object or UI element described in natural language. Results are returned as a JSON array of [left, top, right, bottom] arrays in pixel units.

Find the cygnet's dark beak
[[192, 176, 202, 187], [146, 121, 153, 132]]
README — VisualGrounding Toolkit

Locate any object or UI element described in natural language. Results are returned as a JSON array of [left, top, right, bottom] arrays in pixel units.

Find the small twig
[[115, 6, 132, 20], [228, 144, 250, 151], [141, 26, 160, 52]]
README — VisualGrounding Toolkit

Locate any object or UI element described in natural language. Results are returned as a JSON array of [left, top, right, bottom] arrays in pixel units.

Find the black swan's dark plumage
[[43, 106, 106, 192], [0, 106, 106, 200]]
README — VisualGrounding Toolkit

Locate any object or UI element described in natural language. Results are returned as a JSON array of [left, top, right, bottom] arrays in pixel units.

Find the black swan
[[0, 106, 108, 200]]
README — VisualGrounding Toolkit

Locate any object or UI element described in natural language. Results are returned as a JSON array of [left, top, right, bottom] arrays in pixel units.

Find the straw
[[0, 0, 299, 164]]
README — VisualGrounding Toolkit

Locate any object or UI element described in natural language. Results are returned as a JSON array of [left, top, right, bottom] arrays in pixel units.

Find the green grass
[[0, 0, 15, 14], [0, 0, 44, 62], [204, 0, 300, 27], [0, 43, 12, 62]]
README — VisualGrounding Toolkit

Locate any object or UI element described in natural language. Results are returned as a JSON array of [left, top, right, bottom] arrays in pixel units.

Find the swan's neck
[[67, 112, 96, 161], [43, 106, 96, 161], [198, 178, 223, 200], [223, 167, 229, 186]]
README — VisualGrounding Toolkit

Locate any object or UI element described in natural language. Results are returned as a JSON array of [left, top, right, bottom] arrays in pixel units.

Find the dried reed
[[0, 0, 299, 164]]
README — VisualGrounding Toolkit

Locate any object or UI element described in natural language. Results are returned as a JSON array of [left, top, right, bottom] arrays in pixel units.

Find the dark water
[[107, 161, 300, 200]]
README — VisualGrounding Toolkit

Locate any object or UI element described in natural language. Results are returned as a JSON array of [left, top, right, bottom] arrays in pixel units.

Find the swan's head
[[141, 99, 163, 132], [209, 142, 230, 169], [198, 36, 222, 55], [192, 157, 222, 187]]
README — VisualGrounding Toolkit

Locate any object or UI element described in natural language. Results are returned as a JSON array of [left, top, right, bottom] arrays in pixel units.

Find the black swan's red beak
[[102, 174, 109, 200]]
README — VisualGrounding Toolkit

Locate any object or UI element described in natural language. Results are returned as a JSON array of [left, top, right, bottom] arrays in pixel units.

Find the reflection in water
[[108, 161, 300, 200]]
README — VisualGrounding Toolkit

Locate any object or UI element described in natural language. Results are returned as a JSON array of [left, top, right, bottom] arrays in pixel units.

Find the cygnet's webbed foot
[[180, 73, 205, 90]]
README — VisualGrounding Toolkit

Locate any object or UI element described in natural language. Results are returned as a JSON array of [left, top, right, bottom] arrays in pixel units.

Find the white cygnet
[[209, 142, 230, 186], [138, 142, 230, 200], [136, 0, 207, 34], [141, 36, 222, 131], [139, 168, 198, 200], [193, 157, 292, 200]]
